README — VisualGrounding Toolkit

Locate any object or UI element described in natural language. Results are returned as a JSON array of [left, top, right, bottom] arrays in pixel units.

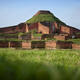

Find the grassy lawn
[[0, 48, 80, 80]]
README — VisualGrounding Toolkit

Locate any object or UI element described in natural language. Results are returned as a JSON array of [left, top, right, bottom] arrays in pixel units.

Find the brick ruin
[[0, 10, 80, 49], [0, 22, 80, 36], [0, 10, 80, 35], [0, 40, 79, 49], [0, 23, 28, 34]]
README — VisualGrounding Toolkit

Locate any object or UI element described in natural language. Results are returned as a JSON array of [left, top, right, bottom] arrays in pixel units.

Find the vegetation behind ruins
[[0, 48, 80, 80]]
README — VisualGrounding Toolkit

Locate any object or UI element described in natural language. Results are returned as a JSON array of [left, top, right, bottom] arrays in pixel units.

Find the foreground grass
[[0, 48, 80, 80]]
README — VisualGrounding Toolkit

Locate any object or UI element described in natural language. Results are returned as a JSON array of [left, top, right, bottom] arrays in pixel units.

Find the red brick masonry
[[0, 41, 79, 49], [72, 44, 80, 49]]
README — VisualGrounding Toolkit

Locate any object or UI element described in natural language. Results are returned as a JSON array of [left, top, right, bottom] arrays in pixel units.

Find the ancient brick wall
[[0, 35, 18, 39], [21, 42, 31, 49], [56, 41, 72, 49], [60, 25, 80, 35], [72, 44, 80, 49], [54, 35, 69, 40], [38, 22, 49, 34], [10, 41, 21, 48], [0, 23, 28, 34], [53, 22, 60, 33], [41, 34, 54, 40], [28, 22, 59, 34], [45, 41, 56, 49], [28, 23, 38, 31], [75, 34, 80, 38], [0, 41, 31, 48], [0, 40, 79, 49], [70, 27, 80, 35], [19, 33, 32, 40], [54, 22, 58, 29], [18, 23, 28, 33], [34, 10, 52, 16], [0, 41, 9, 48], [31, 41, 57, 49], [31, 41, 45, 48], [0, 26, 18, 33], [60, 26, 71, 34]]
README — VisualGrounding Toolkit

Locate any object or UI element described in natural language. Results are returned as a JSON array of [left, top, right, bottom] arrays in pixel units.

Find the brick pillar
[[8, 42, 11, 48]]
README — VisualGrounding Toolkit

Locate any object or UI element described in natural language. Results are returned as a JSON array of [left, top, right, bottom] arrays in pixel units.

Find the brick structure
[[72, 44, 80, 49], [28, 22, 80, 35], [41, 34, 54, 40], [31, 41, 57, 49], [31, 41, 45, 49], [38, 22, 50, 34], [10, 41, 31, 49], [9, 41, 21, 48], [20, 33, 32, 40], [45, 41, 56, 49], [56, 41, 72, 49], [34, 10, 52, 16], [31, 41, 73, 49], [1, 40, 80, 49], [75, 34, 80, 38], [54, 34, 69, 40], [28, 22, 50, 34], [28, 23, 38, 32], [0, 41, 9, 48], [0, 10, 80, 37], [21, 42, 31, 49], [0, 23, 28, 34], [0, 35, 18, 39], [60, 25, 80, 35]]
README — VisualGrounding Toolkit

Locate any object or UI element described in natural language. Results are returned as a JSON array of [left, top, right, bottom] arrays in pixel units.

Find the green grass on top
[[26, 14, 66, 26], [67, 39, 80, 44], [0, 32, 24, 37], [0, 39, 26, 42], [33, 33, 42, 37]]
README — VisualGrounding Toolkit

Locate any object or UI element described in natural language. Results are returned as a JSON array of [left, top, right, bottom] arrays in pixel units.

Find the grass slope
[[0, 49, 80, 80], [26, 14, 66, 25]]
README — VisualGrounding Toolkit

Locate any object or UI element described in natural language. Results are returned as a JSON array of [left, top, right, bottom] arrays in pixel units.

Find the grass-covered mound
[[26, 12, 66, 26], [0, 49, 80, 80]]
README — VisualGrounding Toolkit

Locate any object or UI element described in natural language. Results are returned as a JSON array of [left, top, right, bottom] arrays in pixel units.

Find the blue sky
[[0, 0, 80, 29]]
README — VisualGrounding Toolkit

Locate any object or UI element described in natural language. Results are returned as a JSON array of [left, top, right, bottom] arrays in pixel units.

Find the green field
[[0, 48, 80, 80]]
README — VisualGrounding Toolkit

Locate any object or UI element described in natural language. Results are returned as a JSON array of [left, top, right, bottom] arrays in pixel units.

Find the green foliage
[[0, 49, 80, 80], [26, 14, 66, 26], [0, 39, 26, 42], [67, 39, 80, 44], [0, 32, 24, 37], [28, 29, 37, 34], [33, 33, 42, 37], [0, 33, 19, 36], [76, 32, 80, 35]]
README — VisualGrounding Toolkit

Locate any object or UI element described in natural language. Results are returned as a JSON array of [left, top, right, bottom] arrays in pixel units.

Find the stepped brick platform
[[0, 40, 80, 49], [72, 44, 80, 49]]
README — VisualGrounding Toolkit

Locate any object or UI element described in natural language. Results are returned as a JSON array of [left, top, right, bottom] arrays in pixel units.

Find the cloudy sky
[[0, 0, 80, 29]]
